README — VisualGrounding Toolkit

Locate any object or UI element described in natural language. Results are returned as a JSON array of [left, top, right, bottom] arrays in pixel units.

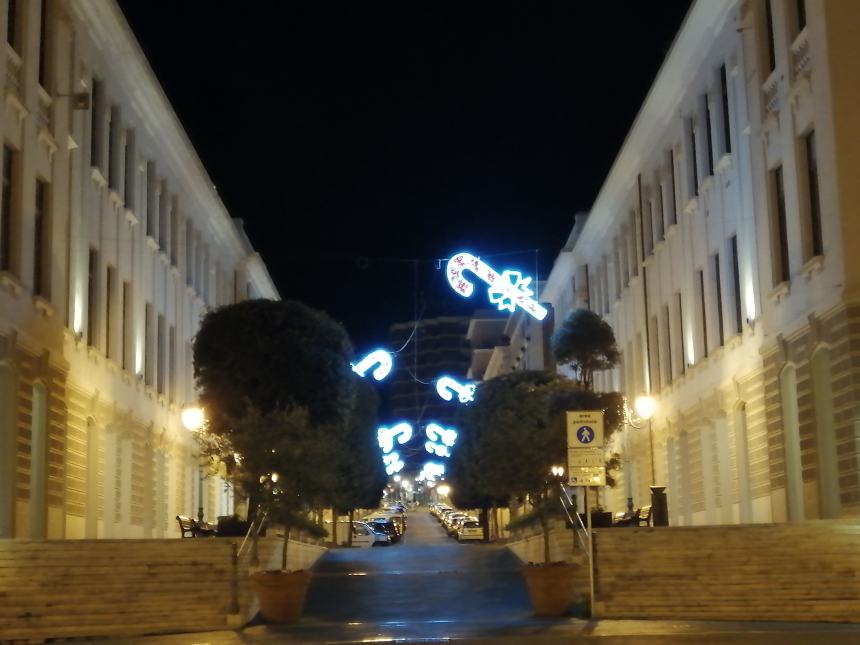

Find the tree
[[193, 299, 356, 568], [551, 309, 620, 390], [452, 371, 624, 563], [330, 380, 387, 546]]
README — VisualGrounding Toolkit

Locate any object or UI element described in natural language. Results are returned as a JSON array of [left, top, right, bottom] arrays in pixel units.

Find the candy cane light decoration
[[446, 251, 547, 321], [436, 376, 476, 404], [352, 349, 394, 381], [377, 422, 413, 454]]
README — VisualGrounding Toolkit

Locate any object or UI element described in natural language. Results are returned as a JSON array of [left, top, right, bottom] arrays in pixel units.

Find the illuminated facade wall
[[543, 0, 860, 524], [0, 0, 277, 538]]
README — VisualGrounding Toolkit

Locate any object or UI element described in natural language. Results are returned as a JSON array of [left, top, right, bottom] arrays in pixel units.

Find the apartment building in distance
[[542, 0, 860, 525], [0, 0, 277, 539]]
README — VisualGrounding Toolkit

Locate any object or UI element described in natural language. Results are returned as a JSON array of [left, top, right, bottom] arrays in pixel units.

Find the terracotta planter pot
[[521, 562, 579, 617], [251, 569, 312, 623]]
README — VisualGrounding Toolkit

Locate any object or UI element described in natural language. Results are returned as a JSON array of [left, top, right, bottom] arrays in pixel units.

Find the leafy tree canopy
[[551, 308, 620, 389], [194, 299, 356, 438]]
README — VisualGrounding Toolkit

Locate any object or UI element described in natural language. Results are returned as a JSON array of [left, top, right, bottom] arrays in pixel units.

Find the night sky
[[117, 1, 692, 352]]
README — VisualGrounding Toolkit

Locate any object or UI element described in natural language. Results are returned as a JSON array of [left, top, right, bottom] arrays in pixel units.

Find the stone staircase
[[0, 536, 326, 642], [591, 520, 860, 622]]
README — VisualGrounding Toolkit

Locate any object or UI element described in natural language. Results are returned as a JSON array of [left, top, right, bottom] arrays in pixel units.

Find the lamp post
[[181, 404, 206, 523], [624, 395, 668, 526]]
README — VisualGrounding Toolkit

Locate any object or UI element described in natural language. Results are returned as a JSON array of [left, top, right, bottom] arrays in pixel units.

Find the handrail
[[559, 484, 591, 561], [237, 510, 267, 561]]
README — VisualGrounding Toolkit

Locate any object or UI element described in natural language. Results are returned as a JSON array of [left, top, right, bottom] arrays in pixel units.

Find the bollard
[[650, 486, 668, 526]]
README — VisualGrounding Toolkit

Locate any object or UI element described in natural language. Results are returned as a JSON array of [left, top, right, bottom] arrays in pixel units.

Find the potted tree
[[193, 299, 358, 623]]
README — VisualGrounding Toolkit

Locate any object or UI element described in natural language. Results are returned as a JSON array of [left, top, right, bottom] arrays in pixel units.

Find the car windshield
[[464, 521, 480, 528]]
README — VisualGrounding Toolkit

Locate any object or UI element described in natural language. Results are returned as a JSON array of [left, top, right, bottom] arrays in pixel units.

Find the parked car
[[363, 517, 400, 543], [447, 515, 474, 536], [365, 512, 403, 536], [444, 513, 468, 534], [457, 519, 484, 542], [351, 521, 392, 547]]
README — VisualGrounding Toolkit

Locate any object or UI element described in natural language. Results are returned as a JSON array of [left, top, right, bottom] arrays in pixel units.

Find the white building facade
[[542, 0, 860, 524], [0, 0, 277, 539]]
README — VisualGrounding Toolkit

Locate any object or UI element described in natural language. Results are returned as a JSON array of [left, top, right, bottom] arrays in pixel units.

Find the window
[[704, 95, 714, 177], [628, 212, 639, 277], [713, 253, 724, 347], [601, 258, 610, 314], [796, 0, 806, 33], [654, 183, 665, 242], [1, 146, 15, 272], [667, 148, 678, 226], [698, 269, 708, 359], [168, 325, 176, 404], [637, 176, 646, 258], [730, 236, 743, 335], [122, 282, 131, 371], [621, 228, 630, 286], [649, 315, 660, 391], [6, 0, 19, 52], [34, 180, 48, 297], [90, 79, 103, 171], [765, 0, 777, 72], [105, 266, 116, 359], [170, 198, 179, 266], [144, 303, 154, 386], [107, 107, 119, 191], [87, 249, 98, 347], [688, 118, 699, 198], [123, 130, 135, 207], [158, 184, 168, 251], [38, 0, 49, 87], [185, 220, 194, 285], [676, 292, 686, 374], [146, 162, 157, 240], [770, 165, 790, 284], [156, 314, 165, 394], [803, 130, 823, 258], [720, 65, 732, 155], [662, 304, 672, 384]]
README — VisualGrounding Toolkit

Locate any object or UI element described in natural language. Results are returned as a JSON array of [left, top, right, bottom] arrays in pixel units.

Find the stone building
[[542, 0, 860, 524], [0, 0, 277, 538]]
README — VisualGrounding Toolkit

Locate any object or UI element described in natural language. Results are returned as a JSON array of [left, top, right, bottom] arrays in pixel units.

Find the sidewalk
[[107, 618, 860, 644]]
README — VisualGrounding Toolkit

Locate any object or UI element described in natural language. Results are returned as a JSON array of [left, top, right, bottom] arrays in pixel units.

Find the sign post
[[565, 410, 605, 618]]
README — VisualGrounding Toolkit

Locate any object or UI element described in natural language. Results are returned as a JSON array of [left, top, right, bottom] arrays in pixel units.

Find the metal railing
[[229, 510, 268, 616], [559, 483, 596, 614]]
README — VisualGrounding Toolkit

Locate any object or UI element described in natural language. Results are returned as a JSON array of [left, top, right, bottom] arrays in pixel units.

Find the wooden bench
[[176, 515, 217, 538]]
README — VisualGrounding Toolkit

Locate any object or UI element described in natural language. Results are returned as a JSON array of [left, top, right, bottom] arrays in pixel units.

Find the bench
[[176, 515, 217, 538], [613, 505, 652, 527]]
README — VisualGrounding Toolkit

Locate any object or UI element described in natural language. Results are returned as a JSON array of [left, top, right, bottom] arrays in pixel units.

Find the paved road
[[301, 508, 533, 624]]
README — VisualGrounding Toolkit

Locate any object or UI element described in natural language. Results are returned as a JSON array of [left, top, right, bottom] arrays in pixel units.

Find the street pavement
[[108, 509, 860, 644]]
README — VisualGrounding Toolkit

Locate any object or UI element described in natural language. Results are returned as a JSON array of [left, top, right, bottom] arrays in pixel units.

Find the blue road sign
[[577, 426, 595, 444]]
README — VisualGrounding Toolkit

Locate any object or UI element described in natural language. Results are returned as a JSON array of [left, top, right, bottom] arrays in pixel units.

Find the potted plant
[[193, 299, 359, 623]]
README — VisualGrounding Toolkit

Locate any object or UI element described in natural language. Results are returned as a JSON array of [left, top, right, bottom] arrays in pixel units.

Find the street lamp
[[624, 394, 668, 526], [550, 465, 565, 479], [181, 404, 208, 522]]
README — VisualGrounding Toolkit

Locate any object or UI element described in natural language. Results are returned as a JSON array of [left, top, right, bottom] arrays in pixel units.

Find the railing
[[559, 483, 595, 612], [230, 510, 268, 615]]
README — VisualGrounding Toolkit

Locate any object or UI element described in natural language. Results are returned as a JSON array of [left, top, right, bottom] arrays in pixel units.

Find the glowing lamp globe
[[181, 405, 205, 431], [436, 484, 451, 496], [634, 395, 657, 421]]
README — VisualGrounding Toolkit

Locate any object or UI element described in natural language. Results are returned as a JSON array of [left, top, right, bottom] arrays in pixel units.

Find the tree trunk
[[348, 509, 354, 547], [281, 526, 291, 571], [540, 511, 550, 564], [479, 507, 490, 543], [332, 511, 338, 546]]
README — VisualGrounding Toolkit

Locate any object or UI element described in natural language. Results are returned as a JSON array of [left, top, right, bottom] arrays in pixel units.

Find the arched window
[[811, 347, 840, 518], [779, 365, 804, 521]]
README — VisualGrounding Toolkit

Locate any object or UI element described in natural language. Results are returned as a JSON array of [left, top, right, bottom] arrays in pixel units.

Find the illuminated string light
[[435, 376, 476, 404], [446, 251, 547, 320], [377, 422, 413, 454], [424, 441, 451, 458], [416, 461, 446, 482], [352, 349, 394, 381], [426, 423, 457, 447]]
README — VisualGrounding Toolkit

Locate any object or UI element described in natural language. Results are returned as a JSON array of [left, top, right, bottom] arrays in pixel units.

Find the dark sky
[[117, 1, 692, 352]]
